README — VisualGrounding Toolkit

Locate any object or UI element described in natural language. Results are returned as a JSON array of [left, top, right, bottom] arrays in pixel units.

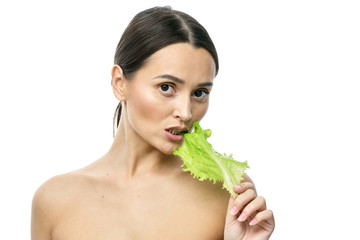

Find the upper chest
[[52, 175, 228, 240]]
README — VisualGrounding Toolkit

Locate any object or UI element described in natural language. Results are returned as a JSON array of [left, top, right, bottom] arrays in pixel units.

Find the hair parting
[[112, 6, 218, 137]]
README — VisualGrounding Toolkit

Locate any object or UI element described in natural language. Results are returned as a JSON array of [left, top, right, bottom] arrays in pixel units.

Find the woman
[[32, 6, 275, 239]]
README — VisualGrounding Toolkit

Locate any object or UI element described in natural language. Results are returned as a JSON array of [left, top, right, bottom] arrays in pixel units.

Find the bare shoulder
[[178, 171, 230, 211], [196, 173, 255, 214], [31, 170, 92, 239], [33, 171, 87, 205], [243, 173, 254, 183], [182, 172, 254, 197], [242, 173, 257, 192], [32, 172, 82, 211]]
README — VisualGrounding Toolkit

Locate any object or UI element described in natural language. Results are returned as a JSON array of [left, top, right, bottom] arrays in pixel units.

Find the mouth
[[167, 129, 190, 135]]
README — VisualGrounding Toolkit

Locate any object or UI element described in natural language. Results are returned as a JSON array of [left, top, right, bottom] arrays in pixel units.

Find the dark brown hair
[[113, 6, 219, 136]]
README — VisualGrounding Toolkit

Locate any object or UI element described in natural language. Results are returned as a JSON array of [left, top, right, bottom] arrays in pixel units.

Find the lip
[[164, 130, 184, 141], [166, 126, 189, 131], [164, 126, 189, 141]]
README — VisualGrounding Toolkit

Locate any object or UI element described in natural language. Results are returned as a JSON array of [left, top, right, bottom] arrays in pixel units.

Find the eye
[[159, 83, 175, 95], [193, 89, 209, 101]]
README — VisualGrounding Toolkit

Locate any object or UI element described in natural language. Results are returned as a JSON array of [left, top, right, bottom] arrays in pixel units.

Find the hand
[[224, 182, 275, 240]]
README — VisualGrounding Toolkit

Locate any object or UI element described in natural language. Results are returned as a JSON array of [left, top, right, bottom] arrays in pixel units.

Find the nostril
[[174, 111, 192, 121], [173, 98, 192, 121]]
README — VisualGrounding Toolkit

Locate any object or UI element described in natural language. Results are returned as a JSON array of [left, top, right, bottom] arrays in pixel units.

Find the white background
[[1, 0, 359, 239]]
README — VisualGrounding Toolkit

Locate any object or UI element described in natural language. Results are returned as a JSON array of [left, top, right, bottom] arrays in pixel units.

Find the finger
[[249, 209, 274, 227], [233, 182, 255, 195], [238, 196, 266, 222], [229, 189, 257, 217], [227, 182, 254, 215]]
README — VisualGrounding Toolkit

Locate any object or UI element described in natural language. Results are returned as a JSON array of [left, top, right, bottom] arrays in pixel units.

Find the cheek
[[192, 102, 209, 121], [127, 90, 166, 124]]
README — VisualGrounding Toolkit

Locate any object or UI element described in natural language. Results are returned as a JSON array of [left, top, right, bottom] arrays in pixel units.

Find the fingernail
[[238, 213, 247, 222], [230, 206, 238, 215], [249, 218, 257, 226], [234, 185, 242, 191]]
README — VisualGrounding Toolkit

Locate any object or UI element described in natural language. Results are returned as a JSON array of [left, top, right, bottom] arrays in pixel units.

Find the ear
[[111, 65, 127, 101]]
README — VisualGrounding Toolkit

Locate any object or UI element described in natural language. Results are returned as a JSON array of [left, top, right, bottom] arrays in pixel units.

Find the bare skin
[[31, 43, 274, 239], [32, 157, 232, 239]]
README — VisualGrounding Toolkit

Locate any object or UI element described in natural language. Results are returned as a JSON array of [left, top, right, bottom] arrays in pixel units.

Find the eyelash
[[159, 83, 175, 95], [193, 89, 209, 101], [159, 83, 209, 101]]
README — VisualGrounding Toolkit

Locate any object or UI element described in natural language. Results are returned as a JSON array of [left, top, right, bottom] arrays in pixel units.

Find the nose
[[173, 96, 192, 121]]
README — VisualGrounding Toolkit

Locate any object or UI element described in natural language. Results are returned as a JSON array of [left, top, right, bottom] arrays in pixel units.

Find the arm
[[31, 182, 56, 240]]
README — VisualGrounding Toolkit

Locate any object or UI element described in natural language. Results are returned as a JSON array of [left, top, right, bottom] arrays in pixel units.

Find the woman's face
[[118, 43, 216, 155]]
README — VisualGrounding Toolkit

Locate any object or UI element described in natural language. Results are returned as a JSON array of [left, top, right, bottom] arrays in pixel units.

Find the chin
[[160, 147, 176, 156], [159, 141, 183, 156]]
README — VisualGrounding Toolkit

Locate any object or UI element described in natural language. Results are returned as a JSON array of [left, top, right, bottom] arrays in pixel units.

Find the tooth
[[170, 129, 179, 135]]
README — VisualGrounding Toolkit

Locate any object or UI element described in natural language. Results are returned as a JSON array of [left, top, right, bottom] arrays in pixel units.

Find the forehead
[[139, 43, 216, 82]]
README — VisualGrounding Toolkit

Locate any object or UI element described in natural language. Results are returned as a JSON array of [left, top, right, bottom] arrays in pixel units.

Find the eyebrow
[[153, 74, 213, 87]]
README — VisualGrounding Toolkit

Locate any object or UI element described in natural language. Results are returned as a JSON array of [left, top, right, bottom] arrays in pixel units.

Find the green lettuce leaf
[[173, 121, 249, 197]]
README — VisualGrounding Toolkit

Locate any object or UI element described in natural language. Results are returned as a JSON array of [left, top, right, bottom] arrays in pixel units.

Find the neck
[[105, 112, 181, 179]]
